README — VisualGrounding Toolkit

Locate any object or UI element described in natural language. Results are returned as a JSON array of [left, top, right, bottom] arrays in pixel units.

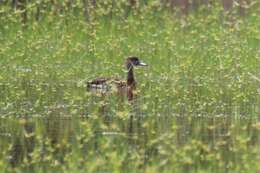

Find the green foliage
[[0, 1, 259, 173]]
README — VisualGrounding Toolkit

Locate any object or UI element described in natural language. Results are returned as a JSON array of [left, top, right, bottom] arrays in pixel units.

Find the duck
[[87, 56, 148, 101]]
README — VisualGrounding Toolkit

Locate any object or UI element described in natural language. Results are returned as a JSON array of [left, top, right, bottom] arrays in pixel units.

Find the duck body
[[87, 77, 127, 93], [87, 57, 147, 100]]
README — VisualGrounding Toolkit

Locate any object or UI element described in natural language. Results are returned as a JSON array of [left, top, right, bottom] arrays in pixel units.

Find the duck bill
[[138, 61, 148, 66]]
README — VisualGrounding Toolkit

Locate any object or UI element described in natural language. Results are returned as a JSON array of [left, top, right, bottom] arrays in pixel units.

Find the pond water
[[0, 80, 259, 172], [0, 111, 259, 172]]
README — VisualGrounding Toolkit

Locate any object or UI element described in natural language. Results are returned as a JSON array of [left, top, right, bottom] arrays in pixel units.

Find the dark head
[[126, 56, 147, 69]]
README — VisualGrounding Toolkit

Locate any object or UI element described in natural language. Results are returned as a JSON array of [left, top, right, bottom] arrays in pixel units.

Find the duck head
[[126, 56, 148, 69]]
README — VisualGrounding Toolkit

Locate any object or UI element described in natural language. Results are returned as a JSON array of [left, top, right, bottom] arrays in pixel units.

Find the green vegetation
[[0, 1, 259, 173]]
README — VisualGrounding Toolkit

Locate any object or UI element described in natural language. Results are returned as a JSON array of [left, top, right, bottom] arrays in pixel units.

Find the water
[[0, 80, 259, 172], [0, 112, 259, 172]]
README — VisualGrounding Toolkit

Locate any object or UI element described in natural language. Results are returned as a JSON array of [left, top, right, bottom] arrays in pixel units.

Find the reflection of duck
[[87, 56, 148, 100]]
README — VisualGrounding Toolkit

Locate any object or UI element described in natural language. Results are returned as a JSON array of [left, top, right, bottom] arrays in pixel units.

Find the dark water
[[0, 112, 259, 172]]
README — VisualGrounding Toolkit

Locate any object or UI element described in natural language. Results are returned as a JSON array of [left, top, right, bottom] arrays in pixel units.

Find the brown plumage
[[87, 56, 147, 101]]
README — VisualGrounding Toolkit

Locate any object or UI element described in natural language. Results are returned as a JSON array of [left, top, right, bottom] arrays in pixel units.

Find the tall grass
[[0, 1, 259, 173]]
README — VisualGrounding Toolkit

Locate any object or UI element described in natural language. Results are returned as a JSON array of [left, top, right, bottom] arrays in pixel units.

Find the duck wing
[[87, 77, 126, 91], [87, 77, 112, 85]]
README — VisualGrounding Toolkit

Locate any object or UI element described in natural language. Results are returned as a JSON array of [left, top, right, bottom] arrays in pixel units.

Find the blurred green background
[[0, 0, 259, 173]]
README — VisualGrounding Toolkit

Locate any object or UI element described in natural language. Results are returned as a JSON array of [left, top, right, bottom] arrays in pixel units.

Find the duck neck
[[126, 64, 135, 86]]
